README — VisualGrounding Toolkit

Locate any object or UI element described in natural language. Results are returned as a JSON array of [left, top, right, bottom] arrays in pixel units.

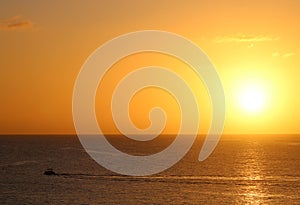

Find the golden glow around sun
[[238, 84, 266, 113]]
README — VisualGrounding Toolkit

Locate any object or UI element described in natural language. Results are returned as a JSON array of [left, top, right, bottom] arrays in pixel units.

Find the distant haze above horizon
[[0, 0, 299, 134]]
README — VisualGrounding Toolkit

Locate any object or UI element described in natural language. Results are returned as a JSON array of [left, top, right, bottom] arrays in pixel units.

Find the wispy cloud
[[282, 52, 298, 58], [273, 52, 299, 58], [214, 34, 279, 43], [0, 16, 34, 31]]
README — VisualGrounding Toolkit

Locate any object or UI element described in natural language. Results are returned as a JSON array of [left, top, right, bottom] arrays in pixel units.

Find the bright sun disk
[[239, 85, 266, 113]]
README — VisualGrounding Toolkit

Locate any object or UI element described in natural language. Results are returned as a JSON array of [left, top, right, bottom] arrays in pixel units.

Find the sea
[[1, 134, 299, 204]]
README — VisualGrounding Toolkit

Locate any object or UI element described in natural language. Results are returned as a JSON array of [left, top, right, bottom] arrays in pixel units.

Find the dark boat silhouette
[[43, 168, 56, 175]]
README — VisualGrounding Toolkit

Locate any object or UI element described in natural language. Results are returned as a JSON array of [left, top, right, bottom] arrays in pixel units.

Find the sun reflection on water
[[235, 140, 268, 204]]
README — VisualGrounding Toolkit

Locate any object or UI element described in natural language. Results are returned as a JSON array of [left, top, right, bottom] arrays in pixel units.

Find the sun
[[238, 85, 266, 113]]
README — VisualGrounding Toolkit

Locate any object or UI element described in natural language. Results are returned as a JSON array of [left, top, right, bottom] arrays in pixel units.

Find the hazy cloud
[[282, 52, 298, 58], [272, 52, 299, 58], [0, 16, 33, 31], [214, 34, 279, 43], [272, 52, 280, 57]]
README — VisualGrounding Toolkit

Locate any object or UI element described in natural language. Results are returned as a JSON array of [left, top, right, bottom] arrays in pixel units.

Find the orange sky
[[0, 0, 299, 134]]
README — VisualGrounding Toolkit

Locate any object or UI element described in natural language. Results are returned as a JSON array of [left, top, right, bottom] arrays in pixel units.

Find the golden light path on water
[[235, 140, 267, 204]]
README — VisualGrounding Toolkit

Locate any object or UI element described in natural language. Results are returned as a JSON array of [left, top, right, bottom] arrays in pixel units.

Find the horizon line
[[0, 133, 300, 136]]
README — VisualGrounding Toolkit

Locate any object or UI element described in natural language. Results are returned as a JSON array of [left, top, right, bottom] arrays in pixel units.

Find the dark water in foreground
[[0, 135, 300, 204]]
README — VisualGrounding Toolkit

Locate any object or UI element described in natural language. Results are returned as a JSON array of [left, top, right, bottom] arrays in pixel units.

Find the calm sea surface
[[1, 135, 299, 204]]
